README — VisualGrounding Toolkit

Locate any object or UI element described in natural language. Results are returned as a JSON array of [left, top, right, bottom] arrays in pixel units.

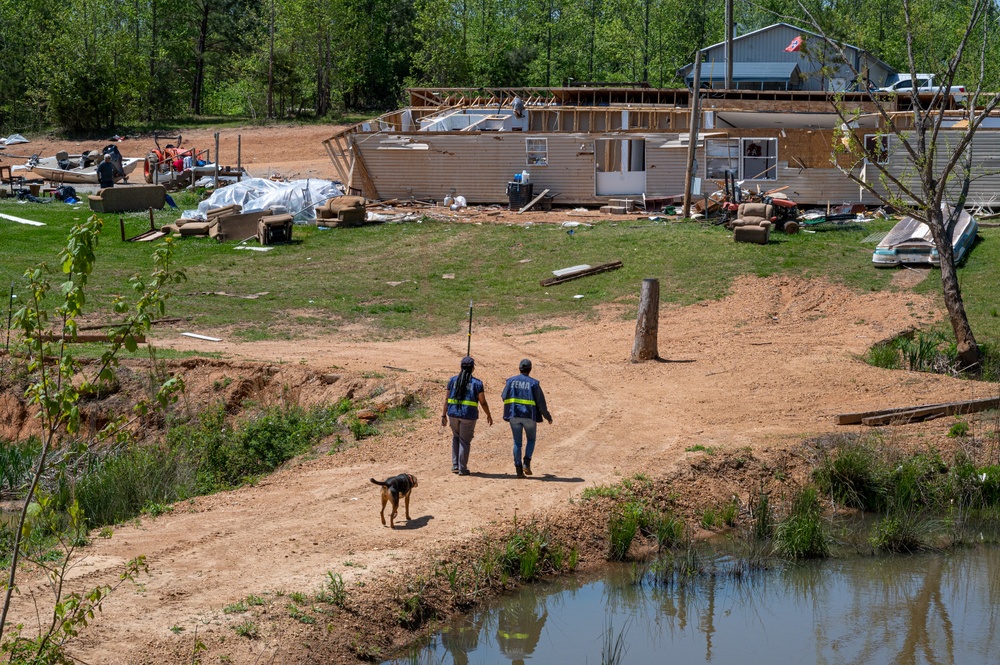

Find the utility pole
[[725, 0, 733, 90], [682, 51, 702, 218]]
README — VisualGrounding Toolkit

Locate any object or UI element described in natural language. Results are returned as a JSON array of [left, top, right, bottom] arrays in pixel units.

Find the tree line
[[0, 0, 996, 133]]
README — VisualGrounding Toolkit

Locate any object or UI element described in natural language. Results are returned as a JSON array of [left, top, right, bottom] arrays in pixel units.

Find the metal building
[[678, 23, 897, 92]]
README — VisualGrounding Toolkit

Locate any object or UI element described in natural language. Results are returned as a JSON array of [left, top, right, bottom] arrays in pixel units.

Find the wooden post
[[682, 51, 701, 218], [630, 278, 660, 362], [237, 135, 242, 182], [214, 132, 220, 190]]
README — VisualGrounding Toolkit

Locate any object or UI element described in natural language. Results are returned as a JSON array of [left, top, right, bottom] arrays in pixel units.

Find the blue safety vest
[[446, 375, 483, 420], [501, 374, 547, 422]]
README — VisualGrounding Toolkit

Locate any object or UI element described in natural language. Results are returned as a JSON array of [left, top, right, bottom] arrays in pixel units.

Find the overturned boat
[[15, 148, 142, 185], [873, 206, 978, 267]]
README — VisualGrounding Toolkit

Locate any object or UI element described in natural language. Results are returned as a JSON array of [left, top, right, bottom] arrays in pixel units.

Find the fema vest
[[446, 375, 483, 419], [502, 374, 541, 422]]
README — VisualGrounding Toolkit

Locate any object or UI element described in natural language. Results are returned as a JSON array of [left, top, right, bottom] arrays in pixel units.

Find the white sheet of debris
[[197, 178, 344, 223]]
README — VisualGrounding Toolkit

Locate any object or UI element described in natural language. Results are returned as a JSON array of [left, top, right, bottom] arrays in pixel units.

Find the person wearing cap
[[501, 359, 552, 478], [441, 356, 492, 475], [96, 154, 117, 189]]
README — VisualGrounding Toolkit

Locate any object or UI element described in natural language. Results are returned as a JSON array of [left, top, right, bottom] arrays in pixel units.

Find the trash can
[[507, 181, 533, 210]]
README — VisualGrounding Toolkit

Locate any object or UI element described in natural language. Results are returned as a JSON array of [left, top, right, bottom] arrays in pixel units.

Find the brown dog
[[370, 474, 418, 528]]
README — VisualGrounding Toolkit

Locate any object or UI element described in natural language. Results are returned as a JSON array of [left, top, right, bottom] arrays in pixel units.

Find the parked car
[[878, 73, 967, 104]]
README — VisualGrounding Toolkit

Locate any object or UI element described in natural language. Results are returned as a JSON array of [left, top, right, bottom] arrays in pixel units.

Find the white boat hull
[[19, 157, 142, 185]]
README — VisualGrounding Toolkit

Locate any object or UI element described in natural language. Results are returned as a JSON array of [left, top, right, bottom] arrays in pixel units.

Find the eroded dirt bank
[[3, 276, 991, 664]]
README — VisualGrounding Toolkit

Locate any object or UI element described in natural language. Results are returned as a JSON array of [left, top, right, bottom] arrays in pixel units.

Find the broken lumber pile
[[539, 261, 623, 286], [837, 396, 1000, 426]]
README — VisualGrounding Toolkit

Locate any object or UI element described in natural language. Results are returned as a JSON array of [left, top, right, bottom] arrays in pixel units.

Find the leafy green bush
[[171, 404, 341, 491], [500, 522, 552, 581], [775, 487, 829, 560]]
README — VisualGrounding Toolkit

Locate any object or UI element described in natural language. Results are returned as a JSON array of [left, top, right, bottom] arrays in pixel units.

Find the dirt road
[[4, 274, 986, 663]]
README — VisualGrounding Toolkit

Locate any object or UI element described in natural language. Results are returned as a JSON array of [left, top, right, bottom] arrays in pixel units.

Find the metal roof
[[686, 62, 801, 84]]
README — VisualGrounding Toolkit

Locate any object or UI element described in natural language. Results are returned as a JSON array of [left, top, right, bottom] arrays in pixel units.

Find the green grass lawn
[[1, 197, 997, 345]]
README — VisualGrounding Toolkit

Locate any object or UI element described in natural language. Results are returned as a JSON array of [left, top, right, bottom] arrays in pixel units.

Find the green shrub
[[751, 490, 773, 542], [171, 404, 341, 491], [499, 522, 555, 581], [608, 502, 645, 561], [0, 437, 40, 494], [775, 487, 829, 560], [948, 421, 970, 438], [889, 451, 948, 510], [869, 513, 925, 553], [865, 342, 901, 370], [64, 444, 195, 528], [813, 440, 887, 511]]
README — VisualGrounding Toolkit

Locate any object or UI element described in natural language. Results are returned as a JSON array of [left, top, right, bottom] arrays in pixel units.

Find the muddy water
[[388, 547, 1000, 664]]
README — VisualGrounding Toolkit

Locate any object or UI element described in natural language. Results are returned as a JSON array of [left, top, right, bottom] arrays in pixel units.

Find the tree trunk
[[934, 221, 980, 368], [630, 278, 660, 362], [191, 2, 210, 115]]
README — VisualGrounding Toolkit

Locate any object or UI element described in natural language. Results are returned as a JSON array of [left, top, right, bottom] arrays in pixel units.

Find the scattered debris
[[573, 295, 585, 299], [234, 246, 274, 252], [561, 221, 592, 228], [517, 188, 551, 214], [188, 291, 269, 299], [540, 261, 623, 286], [0, 212, 45, 226], [180, 332, 222, 342], [442, 274, 455, 279]]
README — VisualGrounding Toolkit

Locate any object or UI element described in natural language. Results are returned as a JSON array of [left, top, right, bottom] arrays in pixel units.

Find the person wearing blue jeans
[[441, 356, 492, 475], [501, 359, 553, 478]]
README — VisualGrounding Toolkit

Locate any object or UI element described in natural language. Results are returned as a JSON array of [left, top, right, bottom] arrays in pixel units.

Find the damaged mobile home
[[324, 23, 988, 208]]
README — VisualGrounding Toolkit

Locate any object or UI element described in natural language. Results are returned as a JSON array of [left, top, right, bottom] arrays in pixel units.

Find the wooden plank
[[838, 396, 1000, 426], [39, 333, 146, 344], [517, 188, 551, 214], [539, 261, 623, 286]]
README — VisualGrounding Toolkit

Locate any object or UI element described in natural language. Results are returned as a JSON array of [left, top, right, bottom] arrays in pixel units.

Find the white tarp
[[0, 134, 29, 146], [196, 178, 345, 222]]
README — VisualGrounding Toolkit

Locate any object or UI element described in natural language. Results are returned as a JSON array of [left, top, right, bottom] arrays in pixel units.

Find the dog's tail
[[370, 478, 387, 486]]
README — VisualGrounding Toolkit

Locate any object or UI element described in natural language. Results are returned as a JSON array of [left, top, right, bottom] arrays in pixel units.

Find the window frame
[[526, 138, 548, 166]]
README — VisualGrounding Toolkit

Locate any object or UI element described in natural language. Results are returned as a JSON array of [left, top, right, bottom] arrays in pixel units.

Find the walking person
[[501, 359, 552, 478], [441, 356, 492, 476]]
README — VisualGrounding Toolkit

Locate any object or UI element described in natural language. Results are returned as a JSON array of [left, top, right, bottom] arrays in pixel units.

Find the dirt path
[[9, 276, 989, 664], [8, 124, 346, 183]]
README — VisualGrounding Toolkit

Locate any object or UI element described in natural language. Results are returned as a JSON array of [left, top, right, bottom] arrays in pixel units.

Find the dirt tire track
[[4, 276, 984, 664]]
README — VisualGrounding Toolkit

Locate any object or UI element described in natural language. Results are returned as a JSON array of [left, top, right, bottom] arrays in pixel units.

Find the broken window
[[526, 138, 548, 166], [863, 134, 889, 165], [741, 138, 777, 181], [705, 139, 740, 179]]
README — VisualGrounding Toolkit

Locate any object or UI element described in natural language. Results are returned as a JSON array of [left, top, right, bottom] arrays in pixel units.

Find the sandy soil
[[4, 124, 346, 183], [6, 273, 994, 664]]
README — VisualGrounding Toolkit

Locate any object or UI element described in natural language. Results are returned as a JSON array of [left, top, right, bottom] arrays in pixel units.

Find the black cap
[[519, 358, 532, 372], [461, 356, 475, 370]]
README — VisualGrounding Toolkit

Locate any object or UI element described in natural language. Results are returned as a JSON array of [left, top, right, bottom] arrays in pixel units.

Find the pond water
[[387, 546, 1000, 664]]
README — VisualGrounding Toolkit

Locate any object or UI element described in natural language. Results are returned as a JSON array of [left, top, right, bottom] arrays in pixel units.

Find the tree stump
[[630, 278, 660, 362]]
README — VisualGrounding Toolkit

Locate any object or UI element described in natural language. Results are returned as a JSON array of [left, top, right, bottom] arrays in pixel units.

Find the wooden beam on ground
[[837, 396, 1000, 426], [517, 188, 551, 214], [38, 333, 146, 344], [539, 261, 623, 286]]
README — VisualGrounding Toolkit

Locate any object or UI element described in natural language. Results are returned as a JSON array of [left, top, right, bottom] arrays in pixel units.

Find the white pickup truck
[[878, 73, 967, 104]]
